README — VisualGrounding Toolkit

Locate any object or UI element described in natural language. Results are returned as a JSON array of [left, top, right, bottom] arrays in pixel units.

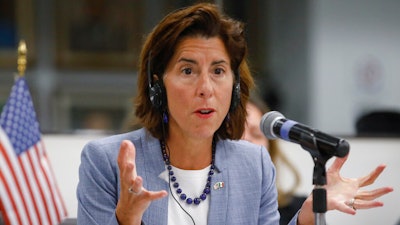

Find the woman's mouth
[[199, 109, 212, 114]]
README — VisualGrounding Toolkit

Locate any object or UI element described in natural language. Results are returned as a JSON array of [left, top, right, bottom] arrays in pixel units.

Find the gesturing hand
[[325, 154, 393, 214], [115, 140, 168, 225], [298, 154, 393, 225]]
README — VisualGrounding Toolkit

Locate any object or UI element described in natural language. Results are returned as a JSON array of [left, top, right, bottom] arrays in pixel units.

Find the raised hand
[[298, 154, 393, 225], [324, 154, 393, 214], [115, 140, 168, 225]]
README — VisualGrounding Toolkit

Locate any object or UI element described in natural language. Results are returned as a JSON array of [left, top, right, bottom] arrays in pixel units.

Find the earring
[[163, 111, 169, 123]]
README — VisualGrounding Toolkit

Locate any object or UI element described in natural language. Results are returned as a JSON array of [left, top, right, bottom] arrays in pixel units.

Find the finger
[[117, 142, 125, 171], [118, 140, 137, 187], [144, 190, 168, 201], [358, 164, 386, 187], [352, 199, 384, 210], [125, 140, 138, 179], [128, 176, 144, 195], [356, 187, 394, 200], [327, 154, 349, 173], [336, 201, 357, 215], [117, 140, 134, 170], [126, 182, 168, 204]]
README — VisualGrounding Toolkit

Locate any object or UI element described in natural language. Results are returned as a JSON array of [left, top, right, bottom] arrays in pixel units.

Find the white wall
[[266, 0, 400, 136], [44, 134, 400, 224], [43, 134, 106, 219], [309, 0, 400, 135]]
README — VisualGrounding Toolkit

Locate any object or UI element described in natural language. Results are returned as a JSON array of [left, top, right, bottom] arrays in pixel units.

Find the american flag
[[0, 77, 67, 225]]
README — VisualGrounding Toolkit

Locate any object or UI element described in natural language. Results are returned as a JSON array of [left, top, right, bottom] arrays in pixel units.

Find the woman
[[77, 3, 392, 225], [242, 91, 307, 225]]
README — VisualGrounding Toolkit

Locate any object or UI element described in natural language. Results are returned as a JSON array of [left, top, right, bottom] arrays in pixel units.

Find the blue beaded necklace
[[160, 139, 216, 205]]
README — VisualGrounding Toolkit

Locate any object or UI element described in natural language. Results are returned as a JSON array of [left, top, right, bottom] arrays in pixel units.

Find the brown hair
[[134, 3, 254, 140]]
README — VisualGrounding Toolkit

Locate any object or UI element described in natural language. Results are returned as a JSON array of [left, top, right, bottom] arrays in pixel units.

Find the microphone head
[[260, 111, 285, 140], [336, 139, 350, 158]]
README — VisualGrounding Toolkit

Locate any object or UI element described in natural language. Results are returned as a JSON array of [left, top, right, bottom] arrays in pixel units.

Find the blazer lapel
[[140, 133, 169, 225], [208, 142, 228, 224]]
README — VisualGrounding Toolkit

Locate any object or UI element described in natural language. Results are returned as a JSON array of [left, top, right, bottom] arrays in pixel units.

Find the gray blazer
[[77, 128, 299, 225]]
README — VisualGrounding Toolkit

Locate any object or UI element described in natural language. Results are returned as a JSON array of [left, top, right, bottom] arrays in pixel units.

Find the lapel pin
[[213, 181, 224, 190]]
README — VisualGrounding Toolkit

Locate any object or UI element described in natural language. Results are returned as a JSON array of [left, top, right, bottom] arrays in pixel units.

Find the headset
[[147, 51, 241, 112], [230, 73, 241, 112], [147, 51, 165, 111]]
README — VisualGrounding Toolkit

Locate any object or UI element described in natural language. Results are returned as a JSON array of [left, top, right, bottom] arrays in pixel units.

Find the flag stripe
[[0, 197, 12, 225], [0, 139, 27, 225], [20, 152, 48, 225], [37, 141, 66, 221], [0, 166, 20, 225], [17, 154, 42, 225], [26, 146, 53, 225]]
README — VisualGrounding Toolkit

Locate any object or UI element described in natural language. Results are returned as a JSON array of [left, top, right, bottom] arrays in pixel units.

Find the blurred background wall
[[1, 0, 400, 135]]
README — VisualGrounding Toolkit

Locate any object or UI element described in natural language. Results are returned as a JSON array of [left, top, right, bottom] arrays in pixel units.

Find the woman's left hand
[[297, 154, 393, 225], [324, 154, 393, 214]]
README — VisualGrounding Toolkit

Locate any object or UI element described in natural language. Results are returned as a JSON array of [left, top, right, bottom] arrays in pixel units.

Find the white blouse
[[159, 165, 211, 225]]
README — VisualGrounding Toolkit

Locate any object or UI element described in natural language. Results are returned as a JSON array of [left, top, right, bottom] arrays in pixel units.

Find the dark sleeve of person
[[278, 196, 307, 225]]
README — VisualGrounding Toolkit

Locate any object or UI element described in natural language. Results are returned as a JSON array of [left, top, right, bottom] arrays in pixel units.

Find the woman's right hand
[[116, 140, 168, 225]]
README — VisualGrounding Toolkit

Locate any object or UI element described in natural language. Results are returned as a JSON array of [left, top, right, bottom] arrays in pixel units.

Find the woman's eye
[[182, 68, 192, 75], [215, 68, 224, 74]]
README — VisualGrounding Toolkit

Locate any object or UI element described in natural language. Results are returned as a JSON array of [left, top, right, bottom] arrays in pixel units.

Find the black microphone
[[260, 111, 349, 158]]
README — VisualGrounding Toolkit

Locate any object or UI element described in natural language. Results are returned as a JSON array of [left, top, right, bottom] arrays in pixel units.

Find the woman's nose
[[197, 72, 213, 97]]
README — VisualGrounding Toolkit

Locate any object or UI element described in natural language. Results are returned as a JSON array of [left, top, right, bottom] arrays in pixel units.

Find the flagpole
[[17, 40, 27, 77]]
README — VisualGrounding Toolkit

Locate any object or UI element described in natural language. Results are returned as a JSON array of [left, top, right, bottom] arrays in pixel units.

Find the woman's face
[[242, 102, 269, 149], [163, 37, 233, 140]]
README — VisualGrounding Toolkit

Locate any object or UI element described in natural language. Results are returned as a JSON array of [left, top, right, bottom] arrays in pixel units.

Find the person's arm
[[77, 140, 167, 225], [76, 141, 121, 225], [258, 145, 281, 224]]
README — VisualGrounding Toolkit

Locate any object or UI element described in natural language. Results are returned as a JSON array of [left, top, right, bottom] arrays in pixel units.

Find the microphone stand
[[310, 153, 330, 225], [300, 136, 334, 225]]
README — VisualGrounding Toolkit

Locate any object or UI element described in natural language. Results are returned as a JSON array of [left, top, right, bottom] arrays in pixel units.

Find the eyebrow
[[211, 60, 228, 66], [178, 57, 197, 64], [178, 57, 229, 66]]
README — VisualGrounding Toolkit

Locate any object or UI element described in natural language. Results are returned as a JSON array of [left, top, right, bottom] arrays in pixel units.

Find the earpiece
[[147, 51, 165, 110], [230, 71, 241, 112]]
